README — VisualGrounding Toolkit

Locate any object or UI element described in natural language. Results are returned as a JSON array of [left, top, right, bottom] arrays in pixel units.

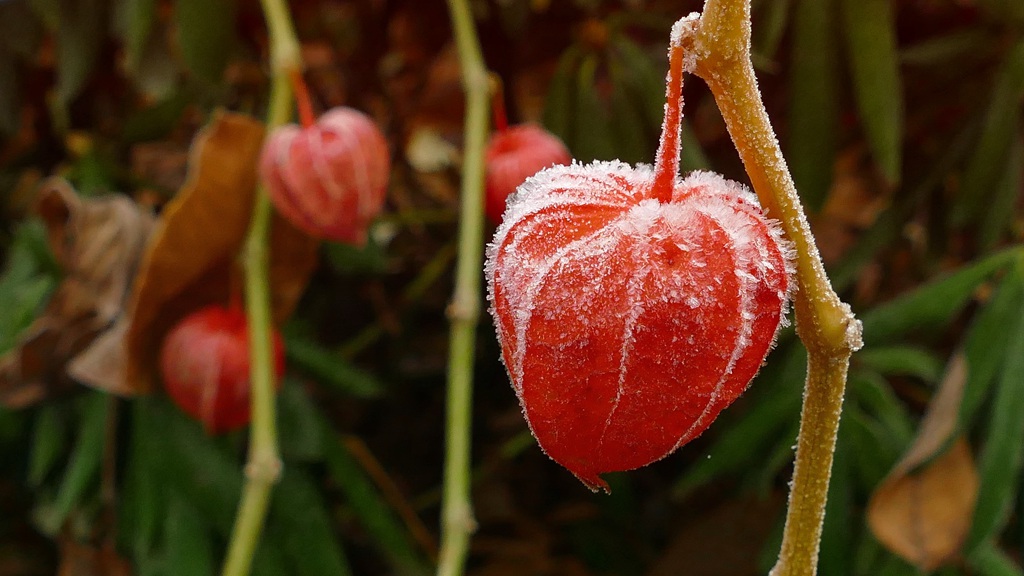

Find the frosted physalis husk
[[260, 107, 390, 245], [484, 14, 792, 492]]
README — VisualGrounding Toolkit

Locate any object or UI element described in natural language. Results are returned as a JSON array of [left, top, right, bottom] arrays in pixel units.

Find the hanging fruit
[[260, 101, 391, 245], [486, 20, 791, 491], [160, 304, 286, 434], [485, 110, 571, 223]]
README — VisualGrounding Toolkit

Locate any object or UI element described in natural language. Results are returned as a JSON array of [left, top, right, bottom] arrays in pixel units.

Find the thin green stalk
[[220, 1, 301, 574], [675, 2, 863, 575], [437, 0, 490, 574]]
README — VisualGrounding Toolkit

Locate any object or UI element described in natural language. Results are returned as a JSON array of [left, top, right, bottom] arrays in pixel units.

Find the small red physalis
[[260, 75, 390, 245], [485, 124, 571, 224], [485, 17, 791, 491], [483, 85, 571, 224], [160, 305, 285, 434]]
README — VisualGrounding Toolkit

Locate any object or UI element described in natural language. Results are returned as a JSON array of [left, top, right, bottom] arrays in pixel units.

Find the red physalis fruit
[[485, 124, 571, 224], [485, 18, 792, 492], [260, 107, 390, 245], [160, 305, 286, 434]]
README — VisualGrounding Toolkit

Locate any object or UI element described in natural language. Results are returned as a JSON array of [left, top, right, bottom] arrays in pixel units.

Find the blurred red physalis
[[485, 17, 791, 492], [160, 305, 285, 434], [484, 124, 571, 224], [260, 107, 390, 245]]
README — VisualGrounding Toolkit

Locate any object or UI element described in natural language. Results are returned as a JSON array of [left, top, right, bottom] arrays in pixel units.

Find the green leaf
[[165, 492, 215, 576], [979, 136, 1024, 251], [900, 30, 990, 67], [955, 39, 1024, 226], [606, 37, 664, 130], [284, 333, 385, 399], [174, 0, 235, 85], [129, 23, 180, 101], [851, 371, 914, 447], [852, 532, 889, 576], [961, 267, 1024, 427], [966, 260, 1024, 551], [269, 471, 352, 576], [114, 0, 158, 72], [855, 345, 944, 383], [140, 397, 243, 534], [841, 0, 904, 183], [845, 406, 902, 490], [37, 391, 108, 534], [28, 403, 70, 486], [787, 0, 839, 210], [27, 0, 58, 29], [320, 422, 429, 575], [250, 545, 291, 576], [753, 0, 791, 64], [122, 90, 193, 143], [568, 516, 642, 576], [747, 417, 800, 495], [543, 45, 582, 144], [859, 247, 1021, 345], [120, 401, 168, 561], [277, 378, 325, 462], [0, 274, 54, 354], [969, 541, 1024, 576], [679, 122, 709, 172], [819, 423, 853, 576], [323, 236, 390, 276], [54, 0, 106, 114], [846, 371, 914, 491], [0, 220, 58, 354], [572, 54, 616, 163], [606, 54, 652, 165], [0, 409, 25, 448]]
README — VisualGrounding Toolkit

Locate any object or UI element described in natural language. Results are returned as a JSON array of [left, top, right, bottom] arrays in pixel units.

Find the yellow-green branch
[[675, 2, 863, 575], [220, 1, 302, 575], [437, 0, 490, 574]]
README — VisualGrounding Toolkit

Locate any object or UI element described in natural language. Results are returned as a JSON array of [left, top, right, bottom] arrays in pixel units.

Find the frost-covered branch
[[437, 0, 490, 574], [674, 2, 863, 575]]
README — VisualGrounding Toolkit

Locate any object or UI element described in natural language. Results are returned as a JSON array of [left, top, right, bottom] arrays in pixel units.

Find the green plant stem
[[438, 0, 490, 575], [675, 2, 863, 575], [220, 1, 301, 575]]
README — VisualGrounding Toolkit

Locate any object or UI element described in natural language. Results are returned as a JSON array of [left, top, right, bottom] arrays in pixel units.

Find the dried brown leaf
[[868, 439, 979, 572], [867, 353, 979, 571], [123, 110, 319, 394], [0, 179, 154, 407], [897, 353, 968, 471]]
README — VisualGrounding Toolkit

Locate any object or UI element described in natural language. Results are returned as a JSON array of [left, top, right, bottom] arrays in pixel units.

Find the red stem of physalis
[[289, 70, 317, 128], [650, 37, 684, 204], [490, 75, 508, 134]]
